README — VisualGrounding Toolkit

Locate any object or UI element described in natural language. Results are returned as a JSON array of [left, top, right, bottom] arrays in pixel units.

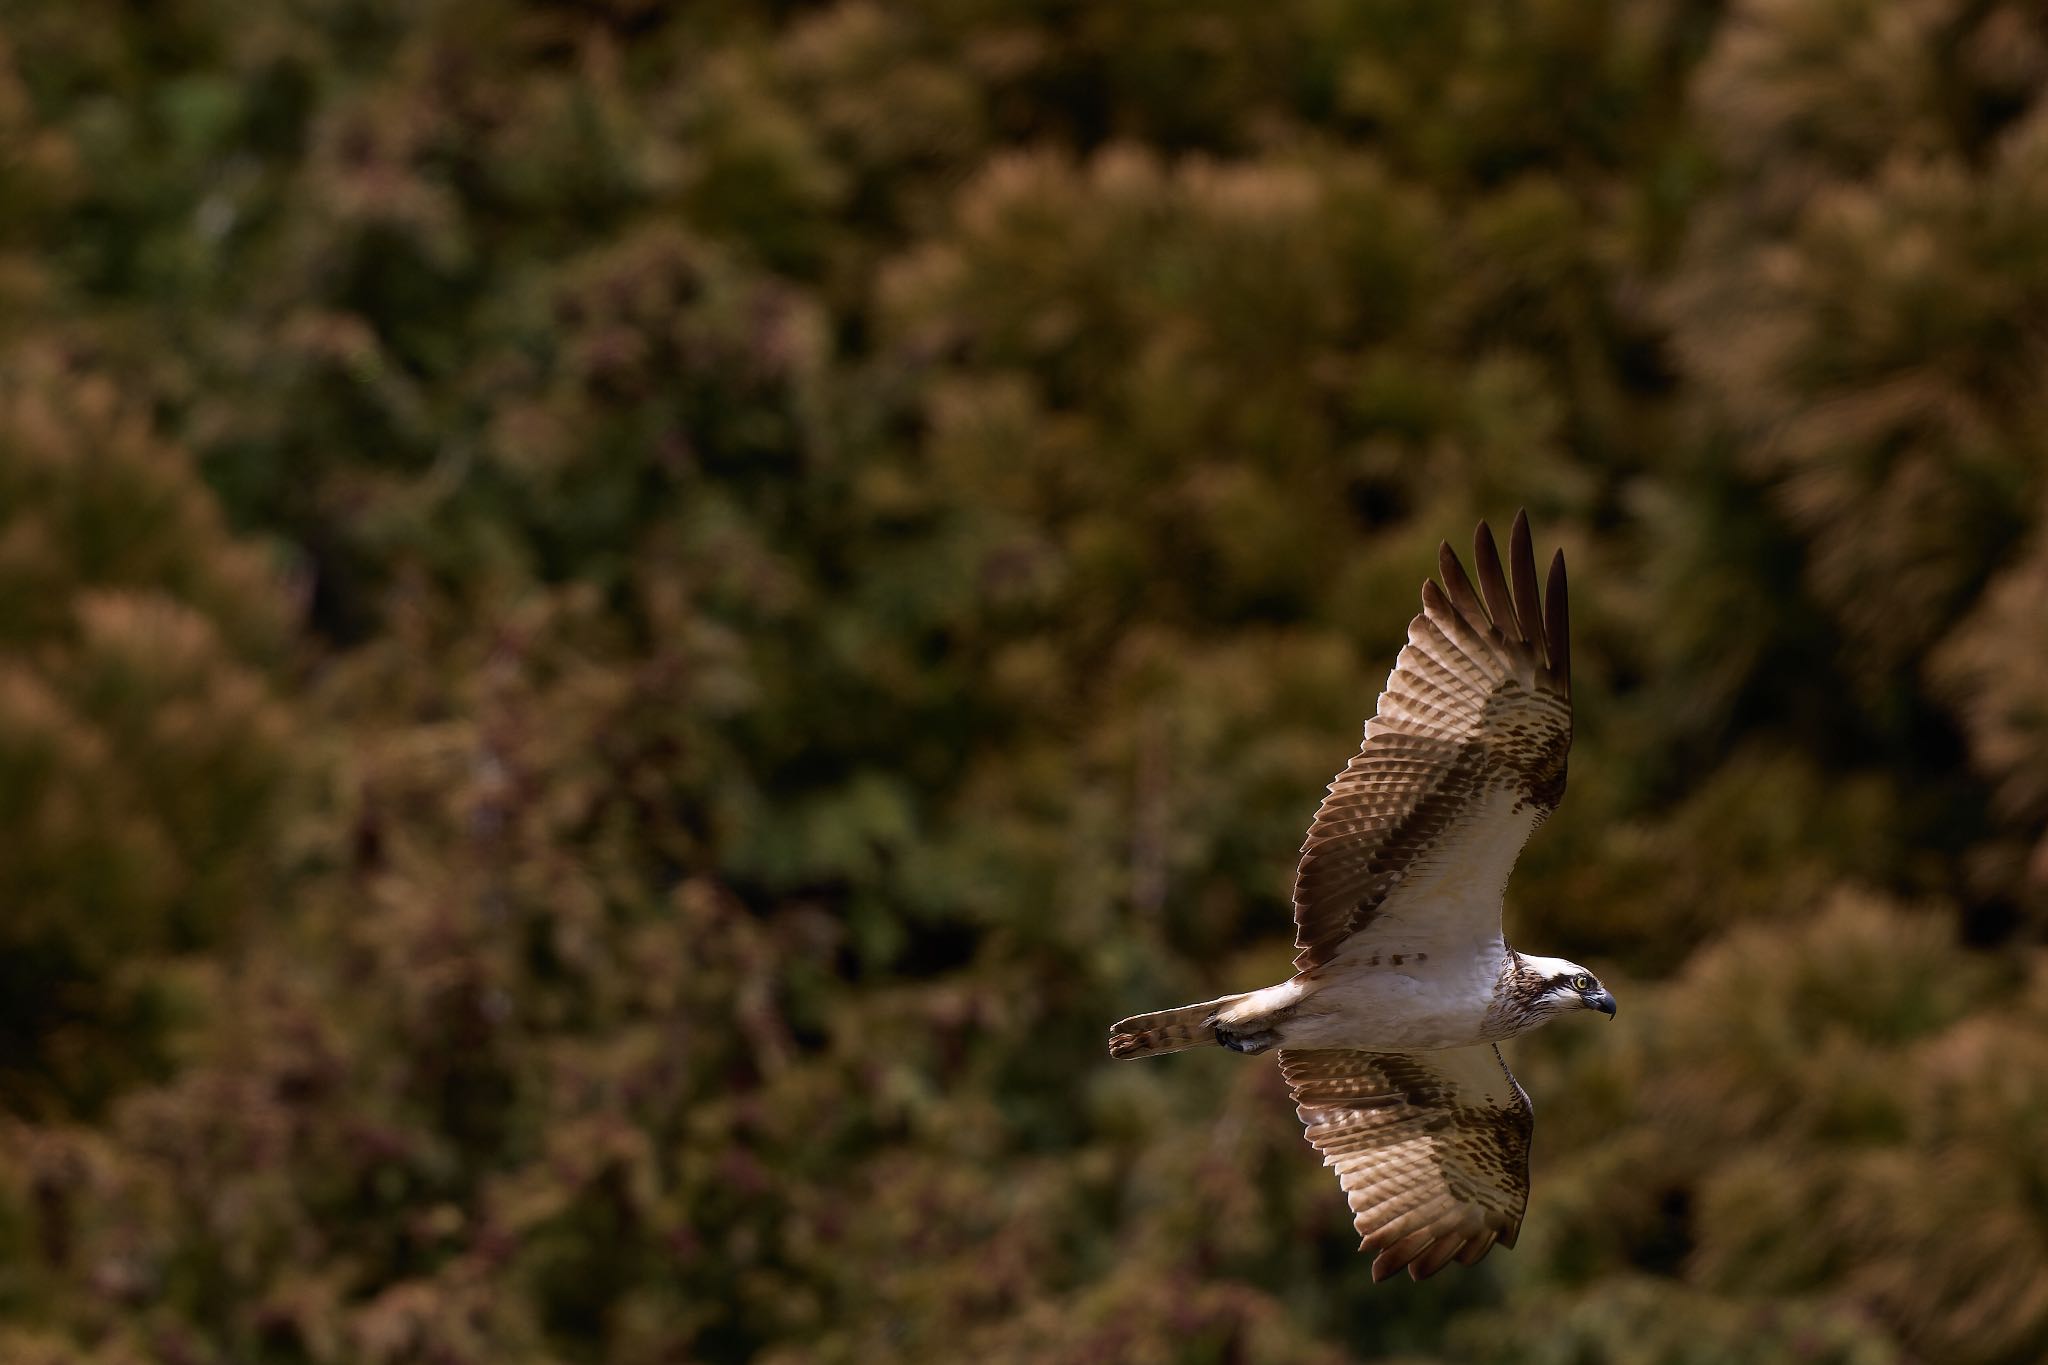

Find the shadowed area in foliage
[[0, 2, 2046, 1363]]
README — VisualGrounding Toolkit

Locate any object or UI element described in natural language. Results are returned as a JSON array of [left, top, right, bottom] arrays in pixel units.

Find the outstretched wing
[[1281, 1045, 1533, 1281], [1292, 511, 1570, 972]]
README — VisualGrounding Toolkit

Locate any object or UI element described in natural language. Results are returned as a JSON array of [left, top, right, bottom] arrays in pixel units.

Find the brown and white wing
[[1293, 511, 1570, 971], [1282, 1045, 1533, 1281]]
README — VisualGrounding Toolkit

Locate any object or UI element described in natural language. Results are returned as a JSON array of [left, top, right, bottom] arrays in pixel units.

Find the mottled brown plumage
[[1282, 1046, 1531, 1281], [1291, 512, 1571, 973], [1108, 512, 1613, 1282]]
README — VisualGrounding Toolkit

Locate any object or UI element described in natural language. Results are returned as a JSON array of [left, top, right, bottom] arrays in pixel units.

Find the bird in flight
[[1108, 512, 1613, 1282]]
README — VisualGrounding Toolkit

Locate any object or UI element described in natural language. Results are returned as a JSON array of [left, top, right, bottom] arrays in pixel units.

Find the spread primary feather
[[1107, 511, 1615, 1282]]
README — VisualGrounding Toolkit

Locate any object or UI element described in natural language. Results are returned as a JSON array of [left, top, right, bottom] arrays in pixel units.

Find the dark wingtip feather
[[1545, 547, 1570, 692], [1372, 1227, 1439, 1282], [1471, 519, 1515, 635], [1437, 538, 1488, 626], [1456, 1230, 1499, 1266], [1508, 510, 1544, 657], [1411, 1234, 1466, 1280]]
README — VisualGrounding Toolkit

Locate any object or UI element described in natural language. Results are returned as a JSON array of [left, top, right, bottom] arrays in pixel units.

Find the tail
[[1107, 992, 1252, 1059]]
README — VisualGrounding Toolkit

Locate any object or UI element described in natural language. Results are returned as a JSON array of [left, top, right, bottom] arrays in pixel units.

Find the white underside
[[1278, 950, 1507, 1050], [1257, 785, 1541, 1051]]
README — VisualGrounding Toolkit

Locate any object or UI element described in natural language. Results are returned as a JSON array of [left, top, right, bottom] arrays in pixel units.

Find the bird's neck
[[1480, 950, 1554, 1037], [1500, 949, 1543, 994]]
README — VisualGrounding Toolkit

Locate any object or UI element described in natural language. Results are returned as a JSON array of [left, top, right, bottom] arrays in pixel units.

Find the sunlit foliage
[[0, 1, 2042, 1362]]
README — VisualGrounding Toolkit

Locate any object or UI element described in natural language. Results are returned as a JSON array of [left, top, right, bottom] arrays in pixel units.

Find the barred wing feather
[[1292, 512, 1571, 972], [1282, 1045, 1533, 1281]]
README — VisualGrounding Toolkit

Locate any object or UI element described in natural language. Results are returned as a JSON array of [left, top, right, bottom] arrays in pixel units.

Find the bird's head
[[1516, 953, 1617, 1021]]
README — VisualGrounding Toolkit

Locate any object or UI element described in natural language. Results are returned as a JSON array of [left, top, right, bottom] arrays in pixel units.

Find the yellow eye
[[1570, 973, 1592, 992]]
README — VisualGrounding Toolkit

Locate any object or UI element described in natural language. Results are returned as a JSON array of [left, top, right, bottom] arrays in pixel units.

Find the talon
[[1214, 1024, 1276, 1055]]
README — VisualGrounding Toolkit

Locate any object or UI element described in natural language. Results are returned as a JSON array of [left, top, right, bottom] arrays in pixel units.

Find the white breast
[[1288, 929, 1508, 1051]]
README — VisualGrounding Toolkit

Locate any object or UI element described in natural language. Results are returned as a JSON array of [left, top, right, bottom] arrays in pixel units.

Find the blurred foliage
[[0, 0, 2046, 1361]]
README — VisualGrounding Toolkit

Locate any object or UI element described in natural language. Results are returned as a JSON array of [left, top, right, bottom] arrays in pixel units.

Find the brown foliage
[[0, 2, 2044, 1362]]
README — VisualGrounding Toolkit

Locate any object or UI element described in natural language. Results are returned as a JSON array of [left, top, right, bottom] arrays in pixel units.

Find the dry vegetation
[[0, 1, 2046, 1361]]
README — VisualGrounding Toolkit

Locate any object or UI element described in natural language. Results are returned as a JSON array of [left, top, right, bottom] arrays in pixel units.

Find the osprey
[[1108, 512, 1614, 1282]]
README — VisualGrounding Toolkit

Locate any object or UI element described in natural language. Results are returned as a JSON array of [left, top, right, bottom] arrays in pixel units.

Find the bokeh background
[[1, 1, 2046, 1361]]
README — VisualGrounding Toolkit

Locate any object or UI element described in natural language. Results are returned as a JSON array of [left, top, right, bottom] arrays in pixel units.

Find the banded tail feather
[[1099, 514, 1591, 1282], [1107, 992, 1252, 1059]]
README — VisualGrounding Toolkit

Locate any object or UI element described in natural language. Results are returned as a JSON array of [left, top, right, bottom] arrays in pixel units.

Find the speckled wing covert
[[1281, 1045, 1533, 1281], [1291, 511, 1571, 972]]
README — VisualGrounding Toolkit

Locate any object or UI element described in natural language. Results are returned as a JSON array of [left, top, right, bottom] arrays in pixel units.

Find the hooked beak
[[1589, 989, 1617, 1019]]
